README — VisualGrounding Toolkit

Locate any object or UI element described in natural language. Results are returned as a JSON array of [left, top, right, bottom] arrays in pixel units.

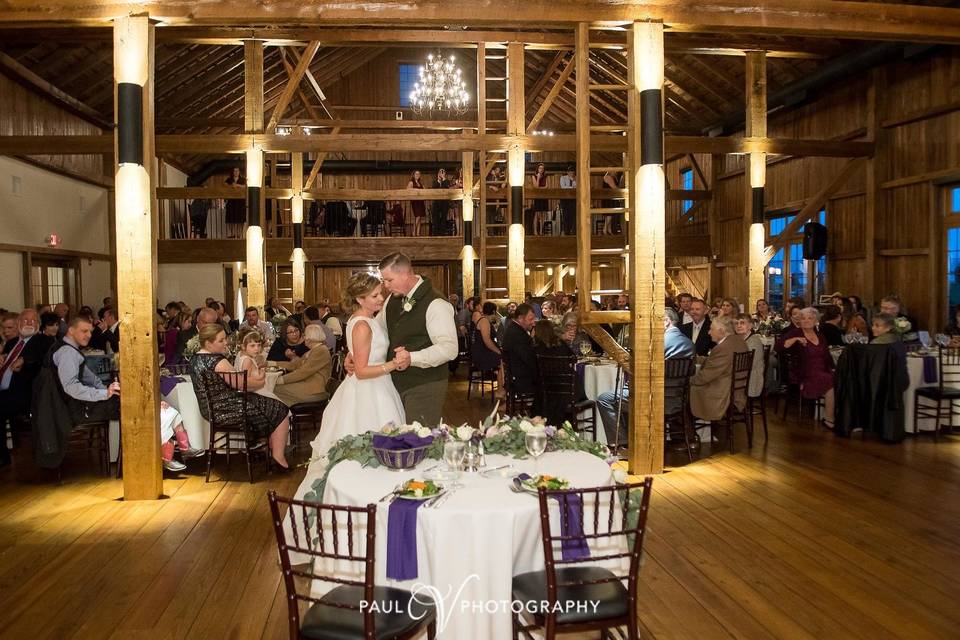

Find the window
[[399, 63, 419, 107], [680, 168, 693, 213], [952, 186, 960, 214], [765, 209, 828, 308], [946, 187, 960, 314]]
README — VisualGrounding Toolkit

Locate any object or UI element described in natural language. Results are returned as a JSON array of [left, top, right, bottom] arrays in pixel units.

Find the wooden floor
[[2, 378, 960, 639]]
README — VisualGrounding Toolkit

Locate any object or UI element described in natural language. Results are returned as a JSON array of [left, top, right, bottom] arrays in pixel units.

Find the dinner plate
[[396, 485, 446, 501], [517, 475, 570, 494]]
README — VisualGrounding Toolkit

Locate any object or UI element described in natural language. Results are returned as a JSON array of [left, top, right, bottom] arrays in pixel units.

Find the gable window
[[680, 167, 693, 213], [945, 186, 960, 314], [399, 63, 419, 107]]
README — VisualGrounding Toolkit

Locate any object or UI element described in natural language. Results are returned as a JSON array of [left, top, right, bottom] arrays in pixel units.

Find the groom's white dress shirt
[[376, 276, 459, 368]]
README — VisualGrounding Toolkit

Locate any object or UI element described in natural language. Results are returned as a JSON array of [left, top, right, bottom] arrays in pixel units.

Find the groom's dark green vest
[[386, 277, 446, 394]]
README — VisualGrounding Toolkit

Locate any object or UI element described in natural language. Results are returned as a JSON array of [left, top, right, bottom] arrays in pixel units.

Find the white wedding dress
[[308, 315, 406, 460]]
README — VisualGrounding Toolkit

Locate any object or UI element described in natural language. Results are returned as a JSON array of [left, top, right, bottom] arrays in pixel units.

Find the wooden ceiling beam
[[526, 54, 576, 134], [0, 133, 875, 156], [266, 40, 321, 132], [3, 1, 960, 44], [0, 50, 111, 128]]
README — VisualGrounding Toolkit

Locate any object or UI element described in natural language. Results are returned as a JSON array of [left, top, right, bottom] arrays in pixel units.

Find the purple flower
[[544, 425, 557, 438]]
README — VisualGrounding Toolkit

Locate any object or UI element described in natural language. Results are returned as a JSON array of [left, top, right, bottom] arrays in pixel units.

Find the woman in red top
[[407, 170, 426, 236], [781, 307, 835, 428]]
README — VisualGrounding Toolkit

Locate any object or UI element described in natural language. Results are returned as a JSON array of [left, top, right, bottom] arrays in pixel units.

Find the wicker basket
[[372, 443, 432, 470]]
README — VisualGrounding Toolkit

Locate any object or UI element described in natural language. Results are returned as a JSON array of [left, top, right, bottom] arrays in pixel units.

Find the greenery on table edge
[[302, 414, 611, 504]]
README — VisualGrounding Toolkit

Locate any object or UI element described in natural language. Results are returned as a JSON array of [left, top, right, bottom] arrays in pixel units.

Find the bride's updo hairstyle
[[342, 272, 382, 314]]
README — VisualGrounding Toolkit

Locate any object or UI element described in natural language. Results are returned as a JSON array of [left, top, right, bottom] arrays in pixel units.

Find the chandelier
[[409, 52, 470, 116]]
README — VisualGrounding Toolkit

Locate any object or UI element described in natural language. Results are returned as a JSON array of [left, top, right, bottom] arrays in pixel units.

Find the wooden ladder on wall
[[477, 41, 510, 299], [577, 25, 631, 304]]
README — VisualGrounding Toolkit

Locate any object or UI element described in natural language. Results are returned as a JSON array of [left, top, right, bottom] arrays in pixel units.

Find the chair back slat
[[164, 362, 192, 376], [730, 351, 754, 397], [536, 479, 653, 598], [267, 492, 377, 635], [939, 345, 960, 387], [536, 353, 578, 417]]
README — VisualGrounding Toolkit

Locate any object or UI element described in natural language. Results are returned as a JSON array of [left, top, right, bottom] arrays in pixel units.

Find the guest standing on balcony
[[559, 165, 576, 235], [431, 168, 450, 236], [407, 170, 427, 237], [601, 170, 624, 235], [530, 163, 550, 236], [224, 167, 246, 239]]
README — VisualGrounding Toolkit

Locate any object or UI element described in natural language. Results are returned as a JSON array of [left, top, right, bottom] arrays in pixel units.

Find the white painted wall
[[0, 251, 24, 310], [157, 263, 224, 310], [0, 156, 109, 255], [81, 259, 113, 310]]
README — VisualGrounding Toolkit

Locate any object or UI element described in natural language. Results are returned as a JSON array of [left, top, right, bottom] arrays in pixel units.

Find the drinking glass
[[579, 341, 592, 358], [443, 440, 466, 488], [936, 333, 951, 347], [525, 430, 548, 475]]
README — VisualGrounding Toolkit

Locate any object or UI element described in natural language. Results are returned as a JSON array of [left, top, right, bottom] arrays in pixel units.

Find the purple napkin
[[516, 473, 590, 561], [386, 498, 424, 581], [159, 375, 185, 396], [923, 356, 938, 384], [576, 362, 586, 382], [372, 432, 433, 450]]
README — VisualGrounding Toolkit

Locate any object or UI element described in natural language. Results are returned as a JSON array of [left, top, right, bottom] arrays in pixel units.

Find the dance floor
[[1, 380, 959, 639]]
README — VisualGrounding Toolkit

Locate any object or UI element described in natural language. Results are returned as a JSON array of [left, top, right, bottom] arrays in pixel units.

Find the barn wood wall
[[670, 47, 960, 329]]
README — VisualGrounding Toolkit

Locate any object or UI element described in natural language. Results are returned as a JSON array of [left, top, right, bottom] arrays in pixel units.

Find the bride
[[309, 271, 406, 459]]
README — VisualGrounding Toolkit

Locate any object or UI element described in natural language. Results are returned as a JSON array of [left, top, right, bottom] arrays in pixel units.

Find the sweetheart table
[[303, 450, 621, 640]]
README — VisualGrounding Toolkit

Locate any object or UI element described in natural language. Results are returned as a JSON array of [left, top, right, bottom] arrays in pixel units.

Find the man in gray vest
[[376, 252, 458, 424]]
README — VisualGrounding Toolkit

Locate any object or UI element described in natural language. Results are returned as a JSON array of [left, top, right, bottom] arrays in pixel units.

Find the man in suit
[[597, 308, 696, 447], [681, 298, 715, 356], [90, 307, 120, 353], [0, 309, 54, 467], [501, 303, 538, 395], [690, 315, 749, 422]]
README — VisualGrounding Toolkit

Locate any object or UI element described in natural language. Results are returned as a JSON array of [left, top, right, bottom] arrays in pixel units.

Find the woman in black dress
[[530, 162, 550, 235], [407, 170, 426, 236], [224, 167, 246, 239], [189, 324, 291, 470], [267, 318, 309, 366], [431, 168, 450, 236], [471, 301, 502, 372]]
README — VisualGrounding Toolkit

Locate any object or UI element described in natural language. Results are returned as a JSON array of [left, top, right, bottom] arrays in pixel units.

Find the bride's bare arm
[[351, 321, 398, 380]]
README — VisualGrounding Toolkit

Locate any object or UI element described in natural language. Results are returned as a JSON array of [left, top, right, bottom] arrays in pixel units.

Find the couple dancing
[[310, 252, 458, 459]]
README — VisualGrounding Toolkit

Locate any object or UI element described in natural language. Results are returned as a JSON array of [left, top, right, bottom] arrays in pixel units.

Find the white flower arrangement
[[456, 425, 475, 442], [893, 317, 912, 335], [518, 420, 537, 433], [612, 468, 629, 484]]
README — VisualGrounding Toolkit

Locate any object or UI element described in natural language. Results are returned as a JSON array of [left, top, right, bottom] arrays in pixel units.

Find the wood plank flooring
[[1, 379, 959, 639]]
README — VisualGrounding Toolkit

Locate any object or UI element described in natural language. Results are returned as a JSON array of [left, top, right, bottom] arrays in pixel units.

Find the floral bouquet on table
[[756, 315, 789, 337], [183, 335, 201, 359], [893, 317, 918, 342], [270, 313, 288, 332]]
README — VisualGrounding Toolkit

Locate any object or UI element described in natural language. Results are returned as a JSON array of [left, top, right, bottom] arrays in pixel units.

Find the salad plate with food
[[514, 474, 570, 494], [395, 479, 445, 501]]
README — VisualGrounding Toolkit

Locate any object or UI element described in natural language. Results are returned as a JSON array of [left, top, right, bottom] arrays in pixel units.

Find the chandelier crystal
[[409, 52, 470, 117]]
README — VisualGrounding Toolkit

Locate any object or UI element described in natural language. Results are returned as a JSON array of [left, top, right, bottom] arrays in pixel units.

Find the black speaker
[[803, 222, 828, 260]]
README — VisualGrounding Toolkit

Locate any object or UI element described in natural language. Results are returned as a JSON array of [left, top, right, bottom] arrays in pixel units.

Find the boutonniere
[[402, 297, 417, 313]]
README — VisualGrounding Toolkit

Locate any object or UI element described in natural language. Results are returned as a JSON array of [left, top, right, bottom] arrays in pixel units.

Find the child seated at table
[[235, 330, 283, 402], [160, 401, 203, 472]]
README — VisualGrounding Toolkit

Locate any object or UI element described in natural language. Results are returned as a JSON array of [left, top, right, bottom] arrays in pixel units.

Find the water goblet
[[525, 430, 548, 476], [443, 440, 466, 488], [579, 341, 592, 358]]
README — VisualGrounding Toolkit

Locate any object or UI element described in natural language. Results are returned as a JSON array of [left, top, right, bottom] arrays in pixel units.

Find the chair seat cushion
[[916, 386, 960, 400], [512, 566, 628, 626], [300, 585, 435, 640]]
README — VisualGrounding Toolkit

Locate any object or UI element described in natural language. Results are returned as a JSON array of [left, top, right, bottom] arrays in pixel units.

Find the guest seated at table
[[162, 301, 181, 330], [680, 298, 714, 356], [190, 324, 291, 470], [1, 314, 18, 344], [0, 309, 51, 467], [718, 297, 739, 318], [841, 299, 868, 336], [275, 324, 333, 407], [879, 294, 917, 334], [690, 316, 749, 422], [781, 307, 835, 428], [159, 401, 203, 471], [90, 307, 120, 353], [175, 307, 215, 362], [242, 306, 275, 340], [871, 313, 904, 347], [267, 318, 309, 368], [559, 311, 598, 355], [40, 312, 60, 337], [820, 305, 846, 347], [784, 296, 806, 323], [734, 313, 767, 398], [541, 300, 561, 326], [163, 312, 192, 365], [532, 319, 575, 358], [501, 303, 539, 397], [234, 331, 273, 392], [944, 304, 960, 336], [264, 297, 289, 321], [302, 305, 337, 352], [317, 302, 343, 340], [598, 308, 695, 446], [754, 299, 774, 323]]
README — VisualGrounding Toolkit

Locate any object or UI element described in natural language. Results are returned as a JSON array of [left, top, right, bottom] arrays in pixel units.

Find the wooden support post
[[575, 24, 591, 304], [291, 151, 305, 303], [244, 40, 266, 312], [864, 67, 883, 305], [477, 43, 487, 298], [461, 151, 475, 299], [113, 14, 162, 500], [627, 20, 666, 476], [746, 51, 767, 311], [507, 41, 526, 302]]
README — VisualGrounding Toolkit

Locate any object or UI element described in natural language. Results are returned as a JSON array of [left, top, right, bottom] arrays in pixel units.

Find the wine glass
[[579, 340, 592, 358], [936, 333, 951, 348], [525, 430, 548, 476], [443, 440, 466, 488]]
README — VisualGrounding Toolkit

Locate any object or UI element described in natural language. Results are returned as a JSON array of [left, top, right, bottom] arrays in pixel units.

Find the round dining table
[[307, 450, 619, 640]]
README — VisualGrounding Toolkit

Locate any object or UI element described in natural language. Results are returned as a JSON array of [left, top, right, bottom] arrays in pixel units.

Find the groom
[[375, 252, 458, 425]]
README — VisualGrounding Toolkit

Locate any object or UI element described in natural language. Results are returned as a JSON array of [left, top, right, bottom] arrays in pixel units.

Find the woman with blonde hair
[[308, 272, 406, 458]]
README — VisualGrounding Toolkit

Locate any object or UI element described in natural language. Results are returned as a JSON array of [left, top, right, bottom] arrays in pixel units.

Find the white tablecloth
[[316, 451, 618, 640], [904, 354, 960, 434], [581, 361, 619, 445]]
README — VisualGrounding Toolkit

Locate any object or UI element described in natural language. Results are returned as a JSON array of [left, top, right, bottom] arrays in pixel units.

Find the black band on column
[[293, 222, 303, 247], [117, 83, 143, 166], [247, 186, 261, 226], [463, 220, 473, 246], [751, 187, 765, 224], [511, 186, 524, 225], [640, 88, 663, 167]]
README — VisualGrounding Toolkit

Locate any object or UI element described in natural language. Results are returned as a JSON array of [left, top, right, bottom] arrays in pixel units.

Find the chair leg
[[935, 399, 942, 442], [205, 430, 215, 483], [761, 395, 769, 440], [427, 619, 437, 640]]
